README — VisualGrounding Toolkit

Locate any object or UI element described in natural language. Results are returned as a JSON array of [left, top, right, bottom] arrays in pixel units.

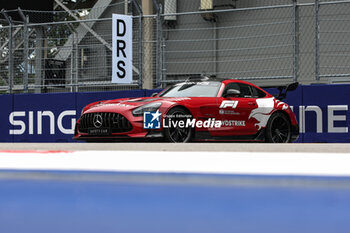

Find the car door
[[214, 83, 259, 136]]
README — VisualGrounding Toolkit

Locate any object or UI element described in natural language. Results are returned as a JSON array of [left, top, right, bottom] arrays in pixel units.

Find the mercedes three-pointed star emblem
[[93, 114, 103, 128]]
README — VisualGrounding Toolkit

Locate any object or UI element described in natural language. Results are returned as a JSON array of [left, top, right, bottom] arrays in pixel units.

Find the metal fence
[[1, 0, 350, 94], [0, 1, 142, 93], [318, 0, 350, 82], [161, 3, 297, 85]]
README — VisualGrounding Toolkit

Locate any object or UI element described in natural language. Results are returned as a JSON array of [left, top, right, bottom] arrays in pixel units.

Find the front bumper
[[74, 110, 152, 140], [74, 132, 164, 142], [74, 122, 164, 141]]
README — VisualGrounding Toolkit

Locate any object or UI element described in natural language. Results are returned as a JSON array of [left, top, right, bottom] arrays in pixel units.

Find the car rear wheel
[[164, 107, 194, 143], [265, 112, 291, 143]]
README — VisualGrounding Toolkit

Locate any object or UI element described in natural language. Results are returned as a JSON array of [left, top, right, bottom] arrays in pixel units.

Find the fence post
[[1, 10, 14, 93], [315, 0, 320, 81], [141, 1, 154, 89], [34, 26, 44, 93], [213, 20, 217, 77], [132, 0, 143, 89], [71, 31, 74, 93], [9, 22, 13, 94], [153, 0, 162, 88], [157, 4, 163, 88], [74, 32, 78, 92], [67, 24, 76, 93], [292, 0, 299, 82], [161, 30, 166, 88], [18, 8, 29, 93], [138, 14, 143, 89]]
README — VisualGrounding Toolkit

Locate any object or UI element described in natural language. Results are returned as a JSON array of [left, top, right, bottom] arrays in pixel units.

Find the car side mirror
[[151, 92, 158, 97], [224, 89, 240, 98]]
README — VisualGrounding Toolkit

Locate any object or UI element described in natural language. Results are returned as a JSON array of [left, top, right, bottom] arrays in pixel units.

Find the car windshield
[[159, 81, 221, 97]]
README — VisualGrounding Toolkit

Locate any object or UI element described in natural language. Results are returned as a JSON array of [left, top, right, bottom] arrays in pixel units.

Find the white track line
[[1, 150, 350, 177]]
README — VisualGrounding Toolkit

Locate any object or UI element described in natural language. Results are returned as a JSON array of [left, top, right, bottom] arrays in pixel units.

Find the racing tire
[[164, 107, 194, 143], [265, 112, 291, 143]]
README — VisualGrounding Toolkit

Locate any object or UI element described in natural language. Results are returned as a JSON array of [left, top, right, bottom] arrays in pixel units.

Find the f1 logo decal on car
[[143, 110, 161, 129], [220, 100, 239, 109]]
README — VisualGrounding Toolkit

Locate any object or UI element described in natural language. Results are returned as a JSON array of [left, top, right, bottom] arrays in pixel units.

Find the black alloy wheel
[[265, 112, 291, 143], [164, 107, 194, 143]]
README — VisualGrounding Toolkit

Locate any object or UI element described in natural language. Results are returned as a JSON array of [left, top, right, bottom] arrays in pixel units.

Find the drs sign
[[112, 14, 132, 84]]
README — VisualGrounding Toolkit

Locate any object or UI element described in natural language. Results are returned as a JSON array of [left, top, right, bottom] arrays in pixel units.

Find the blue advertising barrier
[[12, 92, 77, 142], [302, 85, 350, 143], [278, 84, 350, 143], [0, 95, 14, 142], [2, 90, 146, 142], [1, 84, 350, 142]]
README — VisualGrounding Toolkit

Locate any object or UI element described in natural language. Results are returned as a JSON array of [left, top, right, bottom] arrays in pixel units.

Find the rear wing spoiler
[[261, 82, 299, 100]]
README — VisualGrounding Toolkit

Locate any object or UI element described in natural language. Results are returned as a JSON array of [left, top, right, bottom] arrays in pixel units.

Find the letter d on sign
[[112, 14, 132, 84]]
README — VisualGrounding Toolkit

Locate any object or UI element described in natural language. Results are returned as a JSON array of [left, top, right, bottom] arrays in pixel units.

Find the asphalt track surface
[[1, 142, 350, 153], [1, 143, 350, 233]]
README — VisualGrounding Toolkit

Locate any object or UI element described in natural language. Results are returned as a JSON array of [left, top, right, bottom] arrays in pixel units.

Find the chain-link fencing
[[1, 0, 350, 93], [0, 1, 142, 93], [161, 4, 297, 86], [318, 0, 350, 82]]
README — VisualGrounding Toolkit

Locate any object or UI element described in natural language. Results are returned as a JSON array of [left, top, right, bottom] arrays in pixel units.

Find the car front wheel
[[164, 107, 194, 143]]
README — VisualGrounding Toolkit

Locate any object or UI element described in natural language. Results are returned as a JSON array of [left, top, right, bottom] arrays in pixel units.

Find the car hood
[[84, 97, 192, 113]]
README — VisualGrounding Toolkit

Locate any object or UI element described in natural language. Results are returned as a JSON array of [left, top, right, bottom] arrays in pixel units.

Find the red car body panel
[[74, 79, 299, 142]]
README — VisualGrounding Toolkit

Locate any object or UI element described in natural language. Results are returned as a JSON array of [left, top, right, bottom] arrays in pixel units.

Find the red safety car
[[74, 77, 299, 143]]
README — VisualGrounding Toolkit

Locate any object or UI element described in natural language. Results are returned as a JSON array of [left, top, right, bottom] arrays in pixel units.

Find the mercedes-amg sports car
[[74, 77, 299, 143]]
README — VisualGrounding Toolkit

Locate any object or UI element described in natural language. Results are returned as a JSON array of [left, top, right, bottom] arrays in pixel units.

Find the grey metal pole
[[151, 0, 162, 88], [213, 21, 217, 76], [24, 16, 29, 92], [9, 21, 13, 93], [34, 26, 44, 93], [71, 31, 74, 93], [292, 0, 299, 82], [142, 0, 155, 89], [158, 4, 163, 88], [155, 5, 161, 88], [124, 0, 128, 15], [1, 10, 14, 93], [75, 32, 78, 92], [75, 32, 79, 92], [18, 8, 29, 93], [161, 31, 166, 88], [132, 0, 143, 89], [67, 23, 76, 93], [315, 0, 320, 81], [138, 15, 143, 89]]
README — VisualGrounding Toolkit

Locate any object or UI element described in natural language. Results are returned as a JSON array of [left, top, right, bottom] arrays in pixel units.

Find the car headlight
[[132, 102, 162, 116]]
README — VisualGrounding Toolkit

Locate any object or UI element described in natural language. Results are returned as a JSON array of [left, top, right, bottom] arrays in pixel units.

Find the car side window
[[250, 86, 267, 98], [237, 83, 253, 98], [223, 83, 257, 98], [222, 83, 240, 97]]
